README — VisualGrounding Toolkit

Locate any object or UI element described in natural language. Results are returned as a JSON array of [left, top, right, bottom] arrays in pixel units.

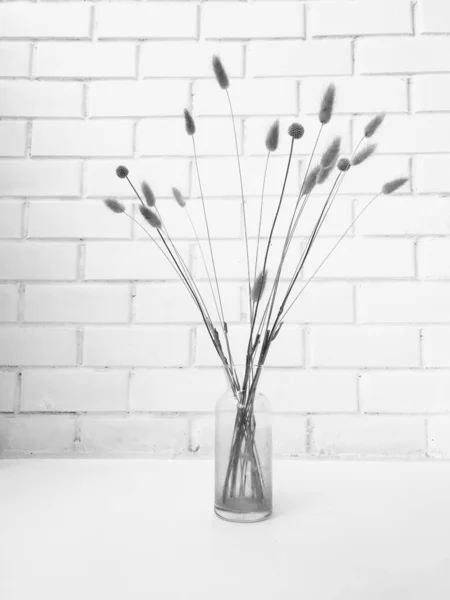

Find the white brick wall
[[0, 0, 449, 460]]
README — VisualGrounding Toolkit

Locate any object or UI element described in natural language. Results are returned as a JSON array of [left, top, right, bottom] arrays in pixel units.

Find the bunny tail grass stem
[[185, 207, 223, 327], [226, 89, 253, 326], [192, 136, 239, 390], [125, 175, 214, 332], [243, 136, 295, 395], [124, 211, 232, 377], [253, 151, 270, 286], [123, 178, 233, 381], [250, 125, 324, 356], [281, 193, 382, 322], [281, 171, 344, 314]]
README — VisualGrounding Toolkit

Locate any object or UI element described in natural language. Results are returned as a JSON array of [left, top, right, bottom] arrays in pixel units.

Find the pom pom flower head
[[212, 55, 229, 90], [116, 165, 129, 179], [337, 158, 351, 172], [288, 123, 305, 140]]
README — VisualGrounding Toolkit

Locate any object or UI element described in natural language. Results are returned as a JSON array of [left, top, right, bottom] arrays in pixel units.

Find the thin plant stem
[[253, 151, 271, 285], [281, 193, 381, 322], [226, 89, 253, 325], [192, 136, 239, 390], [243, 136, 295, 396], [185, 206, 223, 326]]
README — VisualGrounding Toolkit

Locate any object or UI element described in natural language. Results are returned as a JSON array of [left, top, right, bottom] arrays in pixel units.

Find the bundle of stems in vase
[[105, 56, 408, 506]]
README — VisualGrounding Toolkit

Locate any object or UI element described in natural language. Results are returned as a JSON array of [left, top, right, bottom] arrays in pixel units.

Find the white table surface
[[1, 459, 449, 600]]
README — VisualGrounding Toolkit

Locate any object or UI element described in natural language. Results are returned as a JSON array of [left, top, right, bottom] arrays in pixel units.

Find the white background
[[1, 0, 450, 459]]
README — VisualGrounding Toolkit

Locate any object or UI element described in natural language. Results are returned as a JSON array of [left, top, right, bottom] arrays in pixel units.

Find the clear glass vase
[[214, 383, 272, 523]]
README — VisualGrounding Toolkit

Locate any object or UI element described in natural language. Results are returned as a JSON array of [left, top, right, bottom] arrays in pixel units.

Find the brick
[[89, 81, 190, 117], [32, 121, 134, 157], [0, 82, 83, 118], [36, 42, 136, 78], [21, 369, 129, 412], [414, 75, 450, 112], [355, 196, 450, 236], [358, 37, 450, 74], [360, 371, 450, 414], [24, 284, 130, 324], [190, 414, 214, 456], [140, 42, 243, 78], [5, 415, 76, 456], [422, 327, 450, 368], [428, 417, 450, 457], [311, 415, 426, 457], [310, 0, 412, 36], [137, 117, 241, 157], [309, 326, 420, 368], [357, 283, 450, 324], [194, 325, 303, 367], [131, 368, 226, 412], [302, 77, 408, 115], [354, 115, 450, 154], [0, 42, 29, 76], [96, 3, 196, 39], [0, 328, 77, 367], [27, 201, 132, 240], [0, 243, 77, 280], [0, 416, 9, 453], [0, 160, 81, 197], [244, 116, 352, 157], [0, 372, 17, 412], [338, 156, 410, 194], [0, 285, 19, 322], [417, 238, 450, 279], [194, 79, 297, 116], [420, 0, 450, 33], [244, 190, 353, 236], [272, 415, 308, 458], [415, 156, 450, 194], [259, 369, 357, 412], [194, 239, 301, 281], [84, 241, 191, 281], [134, 198, 241, 240], [134, 282, 241, 324], [0, 3, 90, 38], [281, 282, 354, 324], [302, 238, 415, 279], [202, 2, 304, 39], [248, 40, 352, 76], [85, 159, 190, 198], [83, 327, 190, 367], [78, 416, 189, 456], [0, 202, 23, 239], [191, 157, 300, 197], [0, 122, 26, 157]]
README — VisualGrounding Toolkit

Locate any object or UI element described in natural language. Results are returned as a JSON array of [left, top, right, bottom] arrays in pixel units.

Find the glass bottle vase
[[214, 387, 272, 523]]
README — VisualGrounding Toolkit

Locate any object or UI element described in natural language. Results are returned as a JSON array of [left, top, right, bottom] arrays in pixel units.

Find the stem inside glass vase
[[214, 376, 272, 523]]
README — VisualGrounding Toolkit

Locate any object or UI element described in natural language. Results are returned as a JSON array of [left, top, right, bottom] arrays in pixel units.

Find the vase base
[[214, 502, 272, 523]]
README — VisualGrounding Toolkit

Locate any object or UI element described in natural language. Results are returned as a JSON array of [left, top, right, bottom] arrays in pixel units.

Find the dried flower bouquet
[[104, 56, 407, 514]]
